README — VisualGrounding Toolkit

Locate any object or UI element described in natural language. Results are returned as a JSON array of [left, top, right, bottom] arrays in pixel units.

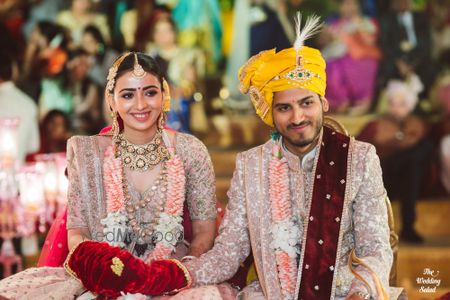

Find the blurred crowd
[[1, 0, 450, 241]]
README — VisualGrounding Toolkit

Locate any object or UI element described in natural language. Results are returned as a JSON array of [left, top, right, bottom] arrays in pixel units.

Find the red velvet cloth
[[298, 127, 350, 300], [67, 241, 188, 298]]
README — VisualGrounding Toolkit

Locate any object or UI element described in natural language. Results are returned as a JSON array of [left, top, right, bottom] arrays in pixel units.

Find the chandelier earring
[[157, 112, 165, 130], [111, 110, 120, 141]]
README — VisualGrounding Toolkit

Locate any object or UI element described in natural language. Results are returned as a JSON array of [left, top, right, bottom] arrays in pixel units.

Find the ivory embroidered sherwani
[[186, 127, 393, 299]]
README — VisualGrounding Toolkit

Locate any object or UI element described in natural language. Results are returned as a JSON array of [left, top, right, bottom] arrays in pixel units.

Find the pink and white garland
[[269, 143, 301, 300], [102, 134, 185, 261]]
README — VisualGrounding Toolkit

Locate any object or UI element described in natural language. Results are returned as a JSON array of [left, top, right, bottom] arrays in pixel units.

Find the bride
[[0, 52, 236, 299]]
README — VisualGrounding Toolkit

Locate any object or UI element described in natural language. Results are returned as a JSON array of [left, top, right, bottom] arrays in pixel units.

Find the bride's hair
[[109, 52, 165, 93]]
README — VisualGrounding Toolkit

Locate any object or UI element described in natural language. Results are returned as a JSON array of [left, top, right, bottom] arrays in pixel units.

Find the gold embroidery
[[249, 86, 270, 120], [111, 257, 124, 277]]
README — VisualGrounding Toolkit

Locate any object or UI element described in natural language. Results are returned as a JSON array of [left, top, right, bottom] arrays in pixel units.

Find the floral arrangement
[[269, 142, 300, 300]]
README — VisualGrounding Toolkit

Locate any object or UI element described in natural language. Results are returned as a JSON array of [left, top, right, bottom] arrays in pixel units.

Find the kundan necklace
[[115, 130, 170, 171]]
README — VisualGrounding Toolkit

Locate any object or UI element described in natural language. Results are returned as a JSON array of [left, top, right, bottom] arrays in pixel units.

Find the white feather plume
[[293, 12, 323, 51]]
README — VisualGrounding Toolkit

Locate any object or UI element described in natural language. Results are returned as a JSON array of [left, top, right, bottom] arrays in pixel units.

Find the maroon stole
[[298, 126, 351, 299]]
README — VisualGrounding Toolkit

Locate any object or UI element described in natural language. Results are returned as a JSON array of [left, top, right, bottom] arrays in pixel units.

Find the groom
[[183, 15, 393, 300]]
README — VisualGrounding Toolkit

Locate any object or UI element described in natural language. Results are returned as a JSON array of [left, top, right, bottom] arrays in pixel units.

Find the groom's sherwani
[[186, 127, 392, 299]]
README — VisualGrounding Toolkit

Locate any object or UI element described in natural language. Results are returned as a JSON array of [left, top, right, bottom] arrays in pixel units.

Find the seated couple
[[0, 15, 396, 300]]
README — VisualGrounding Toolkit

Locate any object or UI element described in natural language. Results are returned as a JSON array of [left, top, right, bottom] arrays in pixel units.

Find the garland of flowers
[[268, 141, 301, 300], [147, 145, 185, 262], [102, 133, 185, 261]]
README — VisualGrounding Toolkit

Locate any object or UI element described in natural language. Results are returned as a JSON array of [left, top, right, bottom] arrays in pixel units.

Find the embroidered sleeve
[[184, 153, 251, 285], [348, 144, 393, 297], [176, 134, 217, 220], [66, 137, 88, 229]]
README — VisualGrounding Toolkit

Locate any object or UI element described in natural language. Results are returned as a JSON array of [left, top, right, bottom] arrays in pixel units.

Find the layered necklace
[[102, 130, 186, 262]]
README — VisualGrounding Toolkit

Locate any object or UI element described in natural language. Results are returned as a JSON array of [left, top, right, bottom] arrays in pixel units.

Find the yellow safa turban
[[238, 15, 326, 127]]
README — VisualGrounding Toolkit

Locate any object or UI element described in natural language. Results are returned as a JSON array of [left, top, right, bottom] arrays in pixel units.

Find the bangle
[[63, 240, 87, 282], [353, 291, 372, 300], [166, 259, 193, 294], [181, 255, 196, 262]]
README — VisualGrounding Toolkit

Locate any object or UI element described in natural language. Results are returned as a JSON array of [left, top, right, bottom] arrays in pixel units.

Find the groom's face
[[272, 88, 328, 154]]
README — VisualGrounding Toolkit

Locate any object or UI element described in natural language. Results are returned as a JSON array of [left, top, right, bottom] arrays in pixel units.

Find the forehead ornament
[[132, 53, 146, 78]]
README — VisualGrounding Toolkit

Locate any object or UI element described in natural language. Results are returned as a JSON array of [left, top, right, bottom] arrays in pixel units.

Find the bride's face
[[109, 71, 163, 137]]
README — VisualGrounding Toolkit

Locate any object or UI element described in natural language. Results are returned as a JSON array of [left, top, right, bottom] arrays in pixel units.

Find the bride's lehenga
[[0, 132, 236, 299]]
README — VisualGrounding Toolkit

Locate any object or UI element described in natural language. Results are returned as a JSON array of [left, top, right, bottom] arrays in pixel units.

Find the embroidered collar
[[279, 129, 323, 172]]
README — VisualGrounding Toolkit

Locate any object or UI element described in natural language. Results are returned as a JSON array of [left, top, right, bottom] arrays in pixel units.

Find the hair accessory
[[106, 52, 132, 93], [132, 53, 146, 78]]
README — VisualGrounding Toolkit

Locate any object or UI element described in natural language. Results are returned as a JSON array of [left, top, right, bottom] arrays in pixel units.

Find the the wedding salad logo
[[417, 268, 441, 293]]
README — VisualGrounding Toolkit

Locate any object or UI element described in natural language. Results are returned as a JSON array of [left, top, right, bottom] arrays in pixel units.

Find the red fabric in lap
[[68, 241, 188, 297]]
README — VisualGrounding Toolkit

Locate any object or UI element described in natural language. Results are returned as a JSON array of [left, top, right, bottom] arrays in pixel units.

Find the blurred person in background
[[148, 15, 205, 133], [81, 25, 118, 87], [224, 0, 292, 109], [56, 0, 110, 47], [0, 0, 25, 48], [22, 0, 69, 40], [247, 0, 291, 56], [20, 20, 69, 103], [430, 59, 450, 195], [282, 0, 335, 33], [358, 79, 432, 243], [319, 0, 381, 115], [67, 49, 104, 135], [0, 51, 40, 165], [170, 0, 222, 74], [428, 0, 450, 63], [378, 0, 435, 98], [22, 21, 74, 119], [33, 109, 71, 157], [375, 56, 424, 113], [119, 0, 160, 51]]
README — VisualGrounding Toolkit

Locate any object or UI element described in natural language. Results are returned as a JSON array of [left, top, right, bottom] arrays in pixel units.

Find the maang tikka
[[132, 53, 146, 78]]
